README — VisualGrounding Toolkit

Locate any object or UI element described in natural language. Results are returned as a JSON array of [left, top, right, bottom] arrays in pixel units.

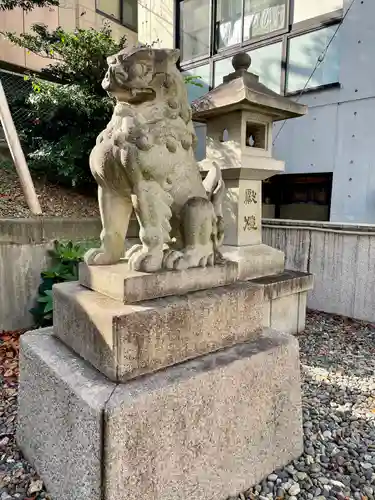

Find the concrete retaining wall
[[263, 219, 375, 323], [0, 218, 101, 331]]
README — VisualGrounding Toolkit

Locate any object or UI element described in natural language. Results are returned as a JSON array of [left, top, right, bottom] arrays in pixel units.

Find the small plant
[[30, 239, 98, 326]]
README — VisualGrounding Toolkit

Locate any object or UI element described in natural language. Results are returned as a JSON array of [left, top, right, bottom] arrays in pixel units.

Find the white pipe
[[0, 80, 42, 215]]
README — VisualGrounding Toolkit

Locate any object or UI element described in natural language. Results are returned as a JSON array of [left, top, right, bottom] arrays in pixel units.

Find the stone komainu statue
[[85, 47, 224, 273]]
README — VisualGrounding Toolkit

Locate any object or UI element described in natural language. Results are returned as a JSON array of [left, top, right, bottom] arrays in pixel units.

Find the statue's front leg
[[85, 186, 133, 266]]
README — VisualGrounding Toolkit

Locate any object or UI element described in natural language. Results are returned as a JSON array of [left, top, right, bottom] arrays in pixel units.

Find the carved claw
[[179, 246, 216, 269], [125, 244, 143, 260], [199, 256, 208, 267], [84, 248, 120, 266], [162, 249, 188, 270], [127, 247, 164, 272]]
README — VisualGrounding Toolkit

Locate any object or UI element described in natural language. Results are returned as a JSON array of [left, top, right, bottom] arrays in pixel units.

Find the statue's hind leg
[[173, 197, 216, 269], [126, 180, 176, 272]]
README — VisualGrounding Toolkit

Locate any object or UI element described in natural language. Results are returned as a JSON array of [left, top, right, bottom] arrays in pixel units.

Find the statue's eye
[[131, 64, 144, 78]]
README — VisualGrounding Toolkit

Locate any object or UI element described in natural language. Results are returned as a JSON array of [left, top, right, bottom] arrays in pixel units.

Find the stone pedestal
[[17, 260, 304, 500], [18, 327, 302, 500], [53, 279, 263, 382]]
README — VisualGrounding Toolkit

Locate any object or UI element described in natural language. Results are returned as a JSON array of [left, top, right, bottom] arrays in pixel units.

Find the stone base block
[[251, 270, 314, 334], [79, 260, 238, 303], [222, 243, 285, 280], [17, 328, 114, 500], [53, 280, 263, 382], [17, 328, 303, 500]]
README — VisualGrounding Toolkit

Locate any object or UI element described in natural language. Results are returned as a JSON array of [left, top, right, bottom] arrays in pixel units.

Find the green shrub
[[30, 239, 99, 326], [3, 23, 126, 188], [19, 81, 113, 187]]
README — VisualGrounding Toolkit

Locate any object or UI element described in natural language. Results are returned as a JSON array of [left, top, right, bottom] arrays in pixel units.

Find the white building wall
[[137, 0, 374, 223], [273, 0, 375, 223], [138, 0, 174, 48]]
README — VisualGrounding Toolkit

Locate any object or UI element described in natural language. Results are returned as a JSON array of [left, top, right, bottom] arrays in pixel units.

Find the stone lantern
[[193, 52, 307, 280]]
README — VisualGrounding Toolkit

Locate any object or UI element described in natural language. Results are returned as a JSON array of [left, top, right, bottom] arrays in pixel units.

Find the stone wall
[[263, 219, 375, 322], [0, 218, 101, 331]]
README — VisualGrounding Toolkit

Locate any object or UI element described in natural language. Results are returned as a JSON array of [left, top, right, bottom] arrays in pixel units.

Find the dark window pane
[[287, 26, 340, 93], [183, 65, 211, 102], [215, 0, 242, 50], [122, 0, 137, 29], [247, 41, 282, 93], [243, 0, 287, 42], [180, 0, 210, 61], [97, 0, 120, 19], [293, 0, 343, 23]]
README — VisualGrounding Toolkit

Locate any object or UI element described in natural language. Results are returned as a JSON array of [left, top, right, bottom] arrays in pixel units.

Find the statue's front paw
[[162, 249, 188, 271], [126, 246, 163, 272], [181, 247, 215, 268], [84, 248, 119, 266]]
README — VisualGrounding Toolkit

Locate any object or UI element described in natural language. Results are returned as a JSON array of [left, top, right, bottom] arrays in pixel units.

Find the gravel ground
[[240, 311, 375, 500], [0, 311, 374, 499], [0, 159, 99, 219]]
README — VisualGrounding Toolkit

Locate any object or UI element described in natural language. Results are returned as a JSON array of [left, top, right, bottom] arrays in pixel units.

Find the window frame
[[96, 0, 138, 32], [177, 0, 343, 96]]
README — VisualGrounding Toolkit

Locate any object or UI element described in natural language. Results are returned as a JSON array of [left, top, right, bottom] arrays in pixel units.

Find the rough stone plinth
[[53, 280, 263, 382], [251, 270, 314, 334], [17, 328, 303, 500], [222, 243, 285, 280], [16, 329, 114, 500], [79, 260, 238, 303]]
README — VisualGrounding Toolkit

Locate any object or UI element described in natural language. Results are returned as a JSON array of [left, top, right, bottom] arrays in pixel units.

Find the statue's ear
[[107, 55, 116, 65], [168, 49, 180, 64]]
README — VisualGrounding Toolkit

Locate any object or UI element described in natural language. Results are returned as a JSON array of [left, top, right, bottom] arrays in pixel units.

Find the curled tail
[[203, 161, 225, 249]]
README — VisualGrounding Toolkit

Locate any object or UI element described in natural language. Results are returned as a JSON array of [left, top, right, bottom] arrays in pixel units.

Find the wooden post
[[0, 79, 42, 215]]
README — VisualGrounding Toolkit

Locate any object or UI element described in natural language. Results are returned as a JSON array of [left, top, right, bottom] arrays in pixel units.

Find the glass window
[[247, 41, 282, 93], [122, 0, 137, 29], [97, 0, 120, 19], [287, 26, 340, 93], [180, 0, 210, 61], [214, 42, 282, 93], [194, 123, 207, 161], [293, 0, 343, 24], [213, 57, 233, 87], [183, 65, 211, 103], [243, 0, 287, 41], [215, 0, 242, 50]]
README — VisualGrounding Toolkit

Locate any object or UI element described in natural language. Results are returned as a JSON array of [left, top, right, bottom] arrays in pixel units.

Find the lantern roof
[[191, 52, 307, 122]]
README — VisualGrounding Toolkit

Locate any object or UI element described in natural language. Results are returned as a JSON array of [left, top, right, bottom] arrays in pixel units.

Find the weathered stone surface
[[298, 291, 308, 332], [0, 217, 101, 332], [17, 328, 302, 500], [84, 47, 225, 272], [251, 271, 314, 334], [222, 243, 285, 280], [16, 328, 114, 500], [270, 293, 300, 334], [251, 270, 314, 299], [53, 280, 263, 382], [105, 328, 303, 500], [79, 259, 238, 303]]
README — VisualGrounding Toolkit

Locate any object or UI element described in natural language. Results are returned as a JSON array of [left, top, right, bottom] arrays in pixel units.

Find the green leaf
[[44, 301, 53, 314]]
